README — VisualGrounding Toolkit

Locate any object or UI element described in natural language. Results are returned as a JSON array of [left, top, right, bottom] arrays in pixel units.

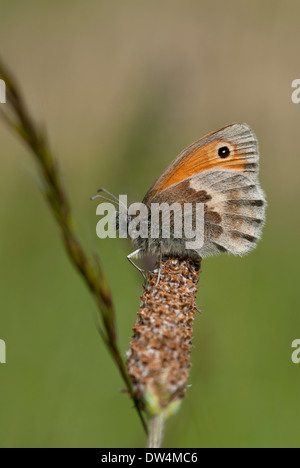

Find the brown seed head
[[126, 256, 200, 417]]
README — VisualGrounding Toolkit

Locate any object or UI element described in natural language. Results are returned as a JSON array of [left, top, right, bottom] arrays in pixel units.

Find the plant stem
[[0, 57, 148, 435], [148, 413, 166, 448]]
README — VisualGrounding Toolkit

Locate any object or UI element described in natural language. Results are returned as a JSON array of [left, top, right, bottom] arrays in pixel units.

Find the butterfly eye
[[218, 146, 230, 158]]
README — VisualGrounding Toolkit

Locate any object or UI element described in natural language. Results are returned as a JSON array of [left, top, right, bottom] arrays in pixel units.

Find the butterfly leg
[[127, 249, 146, 281]]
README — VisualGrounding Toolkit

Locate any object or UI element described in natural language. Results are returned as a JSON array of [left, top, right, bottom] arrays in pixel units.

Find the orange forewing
[[149, 140, 250, 195]]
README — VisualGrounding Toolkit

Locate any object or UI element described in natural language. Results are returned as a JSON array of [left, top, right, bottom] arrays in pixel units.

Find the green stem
[[0, 56, 147, 435], [148, 413, 166, 448]]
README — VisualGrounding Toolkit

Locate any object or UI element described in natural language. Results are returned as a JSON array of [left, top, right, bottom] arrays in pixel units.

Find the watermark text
[[291, 79, 300, 103], [0, 339, 6, 364], [95, 195, 205, 250], [291, 339, 300, 364], [0, 79, 6, 103]]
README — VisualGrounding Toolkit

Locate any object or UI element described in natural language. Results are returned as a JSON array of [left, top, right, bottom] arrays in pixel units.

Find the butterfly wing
[[143, 123, 266, 257], [147, 170, 265, 257], [143, 123, 259, 204]]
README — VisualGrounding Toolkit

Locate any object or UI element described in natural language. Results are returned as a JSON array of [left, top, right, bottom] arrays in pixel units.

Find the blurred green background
[[0, 0, 300, 448]]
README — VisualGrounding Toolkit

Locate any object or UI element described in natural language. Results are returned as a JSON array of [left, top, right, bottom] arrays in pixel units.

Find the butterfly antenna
[[97, 188, 119, 203], [90, 193, 120, 207], [97, 187, 128, 211]]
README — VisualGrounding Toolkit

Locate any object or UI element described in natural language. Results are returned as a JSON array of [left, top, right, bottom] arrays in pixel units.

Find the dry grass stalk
[[0, 57, 149, 433]]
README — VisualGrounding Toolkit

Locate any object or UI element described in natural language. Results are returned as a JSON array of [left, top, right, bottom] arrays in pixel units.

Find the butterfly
[[125, 123, 266, 270]]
